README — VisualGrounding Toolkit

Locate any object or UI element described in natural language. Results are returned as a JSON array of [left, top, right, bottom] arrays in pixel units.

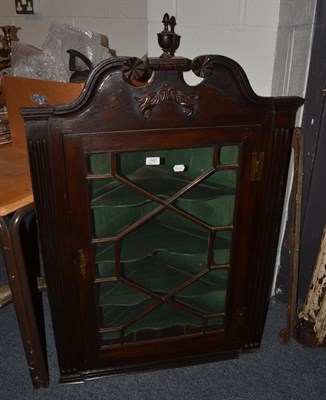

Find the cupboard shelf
[[91, 170, 236, 238], [90, 167, 236, 204], [94, 219, 232, 266]]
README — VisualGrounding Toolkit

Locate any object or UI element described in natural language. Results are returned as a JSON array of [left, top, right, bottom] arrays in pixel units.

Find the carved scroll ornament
[[135, 85, 198, 118]]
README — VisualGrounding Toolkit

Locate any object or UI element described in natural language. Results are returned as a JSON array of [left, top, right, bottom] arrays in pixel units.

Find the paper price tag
[[146, 157, 160, 165], [173, 164, 185, 172]]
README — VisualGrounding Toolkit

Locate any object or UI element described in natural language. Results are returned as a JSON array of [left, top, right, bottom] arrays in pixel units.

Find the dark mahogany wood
[[21, 15, 303, 384]]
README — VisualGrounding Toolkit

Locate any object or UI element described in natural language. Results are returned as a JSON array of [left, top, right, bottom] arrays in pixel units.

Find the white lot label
[[173, 164, 185, 172], [146, 157, 160, 165]]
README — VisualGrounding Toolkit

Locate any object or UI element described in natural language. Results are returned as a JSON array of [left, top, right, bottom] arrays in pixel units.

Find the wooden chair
[[0, 75, 83, 387]]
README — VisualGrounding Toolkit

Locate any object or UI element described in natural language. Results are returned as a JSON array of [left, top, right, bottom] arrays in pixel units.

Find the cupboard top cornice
[[21, 53, 304, 133]]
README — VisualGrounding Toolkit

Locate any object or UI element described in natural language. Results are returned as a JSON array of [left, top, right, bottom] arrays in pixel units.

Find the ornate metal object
[[135, 85, 198, 118], [32, 93, 48, 105], [0, 26, 13, 70]]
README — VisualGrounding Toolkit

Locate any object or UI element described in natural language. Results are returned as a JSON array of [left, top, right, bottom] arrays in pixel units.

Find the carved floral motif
[[192, 56, 214, 78], [135, 85, 198, 118], [123, 57, 147, 81]]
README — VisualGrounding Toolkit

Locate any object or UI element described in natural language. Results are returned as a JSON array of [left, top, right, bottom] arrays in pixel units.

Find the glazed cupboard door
[[63, 126, 259, 373]]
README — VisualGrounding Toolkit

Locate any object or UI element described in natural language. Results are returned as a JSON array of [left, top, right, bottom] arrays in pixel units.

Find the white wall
[[272, 0, 316, 296], [272, 0, 316, 98], [148, 0, 281, 95], [0, 0, 148, 57], [148, 0, 316, 98], [1, 0, 316, 96]]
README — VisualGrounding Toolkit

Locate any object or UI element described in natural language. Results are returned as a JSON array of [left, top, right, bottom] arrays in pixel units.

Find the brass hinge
[[250, 152, 265, 182], [321, 88, 326, 96]]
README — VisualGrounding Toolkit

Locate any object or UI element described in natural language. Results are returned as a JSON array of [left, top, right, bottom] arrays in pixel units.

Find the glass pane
[[94, 242, 115, 278], [206, 316, 224, 330], [90, 178, 159, 238], [101, 310, 225, 344], [123, 303, 204, 342], [87, 153, 111, 175], [99, 281, 157, 328], [219, 145, 239, 165], [213, 231, 232, 265], [117, 147, 214, 198], [123, 252, 207, 296], [175, 170, 237, 226], [89, 177, 115, 197], [96, 261, 116, 278], [86, 145, 240, 347], [101, 330, 120, 344], [174, 269, 228, 314], [119, 209, 209, 263]]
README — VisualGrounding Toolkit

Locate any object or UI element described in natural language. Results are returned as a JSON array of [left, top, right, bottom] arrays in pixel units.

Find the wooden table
[[0, 143, 48, 388], [0, 145, 33, 214]]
